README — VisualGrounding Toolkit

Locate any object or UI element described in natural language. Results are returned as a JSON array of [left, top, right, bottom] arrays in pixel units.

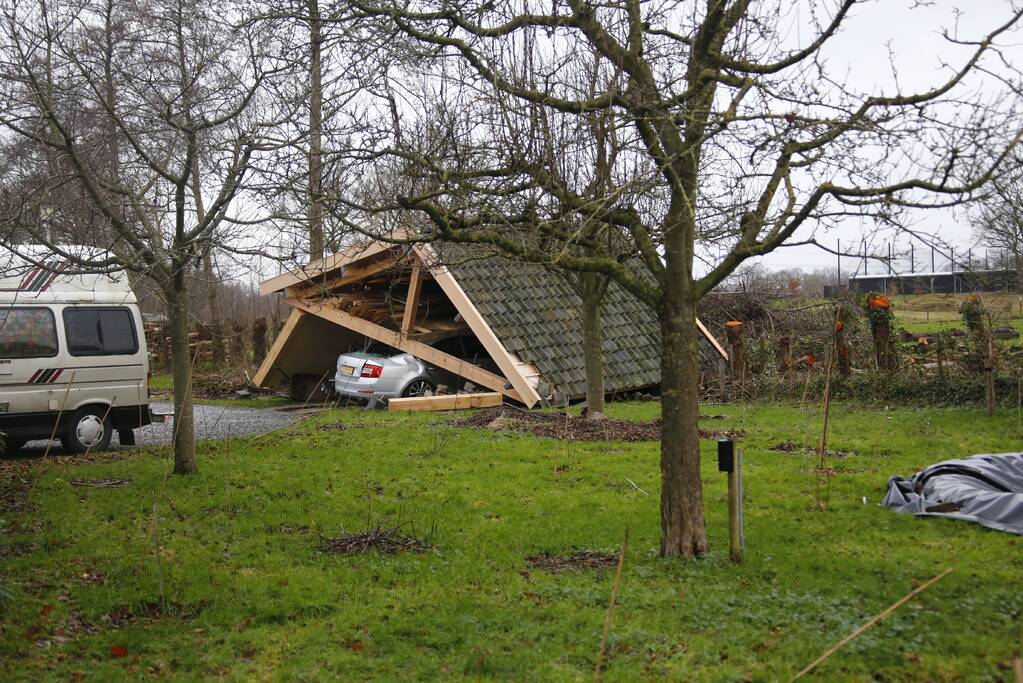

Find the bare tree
[[972, 158, 1023, 291], [337, 0, 1023, 557], [0, 0, 291, 473]]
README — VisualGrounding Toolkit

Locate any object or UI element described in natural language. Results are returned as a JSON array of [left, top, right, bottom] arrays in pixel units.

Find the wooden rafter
[[260, 240, 398, 295], [401, 259, 423, 335], [252, 308, 305, 386], [414, 244, 543, 407], [293, 256, 397, 298], [696, 318, 729, 360], [284, 296, 524, 403]]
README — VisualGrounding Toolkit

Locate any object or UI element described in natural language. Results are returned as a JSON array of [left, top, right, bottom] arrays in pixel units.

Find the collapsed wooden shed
[[253, 240, 727, 408]]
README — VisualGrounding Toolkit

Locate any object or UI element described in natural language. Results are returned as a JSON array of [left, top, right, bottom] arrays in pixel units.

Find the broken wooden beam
[[284, 296, 524, 403], [401, 260, 423, 335], [387, 392, 503, 412]]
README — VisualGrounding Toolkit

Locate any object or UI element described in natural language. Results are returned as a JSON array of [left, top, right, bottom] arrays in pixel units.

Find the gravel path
[[133, 401, 305, 446], [19, 401, 310, 452]]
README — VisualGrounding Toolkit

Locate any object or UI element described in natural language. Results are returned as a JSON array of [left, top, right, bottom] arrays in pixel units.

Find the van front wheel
[[62, 408, 112, 453]]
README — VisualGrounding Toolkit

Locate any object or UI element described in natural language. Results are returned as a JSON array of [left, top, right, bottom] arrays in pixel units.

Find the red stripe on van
[[18, 267, 40, 291], [28, 369, 42, 383], [38, 263, 65, 292], [48, 369, 63, 383]]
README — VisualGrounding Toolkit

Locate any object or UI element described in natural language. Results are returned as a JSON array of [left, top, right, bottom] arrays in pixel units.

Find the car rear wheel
[[402, 379, 435, 398], [62, 407, 112, 453]]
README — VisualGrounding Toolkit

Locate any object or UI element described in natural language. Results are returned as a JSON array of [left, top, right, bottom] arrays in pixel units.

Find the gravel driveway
[[133, 401, 306, 446], [18, 401, 311, 452]]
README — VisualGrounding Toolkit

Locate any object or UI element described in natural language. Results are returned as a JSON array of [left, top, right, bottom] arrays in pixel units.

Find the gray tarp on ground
[[883, 453, 1023, 534]]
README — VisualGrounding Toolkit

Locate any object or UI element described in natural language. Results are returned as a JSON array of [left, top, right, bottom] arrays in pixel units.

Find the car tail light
[[360, 362, 383, 378], [146, 371, 151, 398]]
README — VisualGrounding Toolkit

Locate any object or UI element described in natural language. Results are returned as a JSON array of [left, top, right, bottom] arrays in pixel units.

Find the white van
[[0, 250, 151, 453]]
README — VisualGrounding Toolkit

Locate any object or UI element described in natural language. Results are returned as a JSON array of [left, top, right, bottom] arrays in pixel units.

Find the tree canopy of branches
[[332, 0, 1023, 556], [972, 157, 1023, 289], [0, 0, 294, 473]]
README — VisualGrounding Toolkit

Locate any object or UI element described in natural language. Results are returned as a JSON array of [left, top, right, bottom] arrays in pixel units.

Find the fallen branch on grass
[[791, 567, 954, 681], [70, 478, 131, 488], [317, 523, 433, 555]]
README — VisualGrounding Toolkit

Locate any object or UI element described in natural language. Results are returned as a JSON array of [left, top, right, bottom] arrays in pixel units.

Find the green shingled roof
[[438, 246, 724, 400]]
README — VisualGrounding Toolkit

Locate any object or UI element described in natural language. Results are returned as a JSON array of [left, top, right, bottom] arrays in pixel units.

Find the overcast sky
[[744, 1, 1023, 275]]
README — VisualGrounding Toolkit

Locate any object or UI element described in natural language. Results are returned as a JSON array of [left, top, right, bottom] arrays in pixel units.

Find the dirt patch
[[317, 525, 432, 555], [316, 422, 347, 432], [453, 406, 743, 442], [0, 541, 37, 560], [775, 445, 856, 459], [526, 550, 619, 572], [0, 475, 32, 515]]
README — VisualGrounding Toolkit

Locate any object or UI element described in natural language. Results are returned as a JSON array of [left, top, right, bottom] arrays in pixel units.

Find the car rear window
[[362, 342, 398, 356], [0, 308, 58, 358], [63, 308, 138, 356]]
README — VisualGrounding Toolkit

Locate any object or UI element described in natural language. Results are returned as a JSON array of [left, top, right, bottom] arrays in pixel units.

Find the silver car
[[333, 337, 494, 403]]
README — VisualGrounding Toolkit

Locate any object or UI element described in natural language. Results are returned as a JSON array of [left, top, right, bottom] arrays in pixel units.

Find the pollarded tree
[[0, 0, 293, 474]]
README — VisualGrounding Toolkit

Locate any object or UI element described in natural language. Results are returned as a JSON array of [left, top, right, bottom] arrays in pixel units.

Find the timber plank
[[388, 392, 503, 412]]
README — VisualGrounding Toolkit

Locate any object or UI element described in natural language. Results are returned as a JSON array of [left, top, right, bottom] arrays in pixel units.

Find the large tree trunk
[[307, 0, 324, 261], [167, 286, 197, 474], [658, 293, 709, 558], [579, 271, 606, 417]]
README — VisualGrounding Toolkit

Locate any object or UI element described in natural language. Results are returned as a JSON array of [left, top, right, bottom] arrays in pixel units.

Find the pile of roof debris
[[452, 405, 743, 442]]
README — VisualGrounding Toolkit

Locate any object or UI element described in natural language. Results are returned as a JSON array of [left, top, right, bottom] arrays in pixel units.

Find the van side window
[[0, 308, 58, 358], [63, 308, 138, 356]]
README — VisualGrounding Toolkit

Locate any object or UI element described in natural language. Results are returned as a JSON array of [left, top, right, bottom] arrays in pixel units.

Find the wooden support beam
[[293, 256, 397, 297], [697, 317, 729, 360], [260, 240, 397, 295], [388, 392, 503, 412], [252, 309, 305, 386], [414, 244, 543, 407], [284, 297, 524, 403], [401, 260, 423, 335]]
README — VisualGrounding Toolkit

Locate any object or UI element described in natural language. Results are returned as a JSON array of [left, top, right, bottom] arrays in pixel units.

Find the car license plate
[[340, 365, 355, 376]]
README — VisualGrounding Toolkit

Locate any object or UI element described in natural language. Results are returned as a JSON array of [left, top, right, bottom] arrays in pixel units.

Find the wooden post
[[401, 260, 423, 335], [717, 357, 729, 402], [835, 306, 851, 377], [936, 333, 945, 380], [984, 332, 996, 418], [866, 294, 896, 371], [718, 438, 744, 563], [777, 335, 792, 375], [724, 321, 745, 396], [729, 449, 743, 563], [962, 295, 996, 415]]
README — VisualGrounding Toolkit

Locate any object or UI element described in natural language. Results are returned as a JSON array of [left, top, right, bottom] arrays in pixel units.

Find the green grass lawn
[[2, 402, 1022, 681]]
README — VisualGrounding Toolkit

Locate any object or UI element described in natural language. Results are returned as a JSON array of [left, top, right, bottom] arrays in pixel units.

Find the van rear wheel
[[62, 407, 112, 453]]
